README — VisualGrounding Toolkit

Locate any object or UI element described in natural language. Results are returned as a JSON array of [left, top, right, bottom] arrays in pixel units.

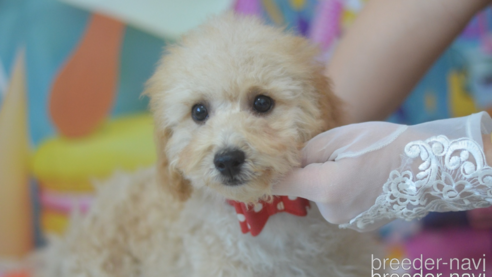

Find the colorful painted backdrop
[[1, 1, 492, 275]]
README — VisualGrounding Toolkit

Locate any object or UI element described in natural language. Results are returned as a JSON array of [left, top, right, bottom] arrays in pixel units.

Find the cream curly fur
[[36, 13, 382, 276]]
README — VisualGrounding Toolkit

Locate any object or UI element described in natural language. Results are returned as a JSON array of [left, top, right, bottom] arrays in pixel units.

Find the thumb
[[272, 162, 340, 202]]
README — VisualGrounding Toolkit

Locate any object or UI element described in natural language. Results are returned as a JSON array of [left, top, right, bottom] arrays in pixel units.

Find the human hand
[[273, 112, 492, 231]]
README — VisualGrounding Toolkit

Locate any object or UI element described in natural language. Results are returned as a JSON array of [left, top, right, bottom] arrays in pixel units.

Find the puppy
[[37, 13, 381, 277]]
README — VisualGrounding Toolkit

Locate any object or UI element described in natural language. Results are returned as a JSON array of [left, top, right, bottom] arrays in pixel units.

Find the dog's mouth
[[221, 175, 248, 186]]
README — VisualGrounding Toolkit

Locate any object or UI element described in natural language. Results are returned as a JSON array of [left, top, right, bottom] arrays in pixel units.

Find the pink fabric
[[234, 0, 262, 16], [308, 0, 343, 51], [406, 228, 492, 274], [40, 189, 93, 214]]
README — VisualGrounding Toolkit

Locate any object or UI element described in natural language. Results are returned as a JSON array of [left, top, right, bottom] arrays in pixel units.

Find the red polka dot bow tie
[[227, 196, 311, 236]]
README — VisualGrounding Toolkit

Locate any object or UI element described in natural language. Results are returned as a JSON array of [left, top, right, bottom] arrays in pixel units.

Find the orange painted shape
[[49, 13, 125, 138], [3, 271, 31, 277]]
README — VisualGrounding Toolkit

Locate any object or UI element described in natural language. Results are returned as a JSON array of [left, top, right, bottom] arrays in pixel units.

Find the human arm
[[327, 0, 491, 123]]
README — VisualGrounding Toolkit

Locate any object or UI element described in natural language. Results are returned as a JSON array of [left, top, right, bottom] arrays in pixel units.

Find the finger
[[272, 162, 339, 201], [301, 136, 335, 166], [300, 127, 351, 165], [301, 122, 403, 166]]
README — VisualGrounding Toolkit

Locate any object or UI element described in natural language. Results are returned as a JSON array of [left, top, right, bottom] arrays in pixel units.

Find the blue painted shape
[[24, 0, 89, 145], [260, 0, 318, 35], [396, 50, 452, 124], [111, 25, 165, 116], [0, 0, 90, 146], [0, 0, 29, 78]]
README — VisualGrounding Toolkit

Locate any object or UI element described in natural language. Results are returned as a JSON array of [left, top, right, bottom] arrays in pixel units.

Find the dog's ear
[[286, 35, 344, 131], [154, 125, 193, 202], [143, 61, 193, 202], [312, 67, 344, 130]]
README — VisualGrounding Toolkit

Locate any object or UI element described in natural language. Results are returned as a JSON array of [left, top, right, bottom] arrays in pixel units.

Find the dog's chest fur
[[40, 168, 379, 277], [136, 171, 379, 277], [171, 192, 379, 277]]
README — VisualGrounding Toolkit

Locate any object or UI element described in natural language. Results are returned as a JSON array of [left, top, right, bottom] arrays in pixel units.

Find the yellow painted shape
[[449, 71, 478, 117], [39, 180, 95, 193], [290, 0, 306, 10], [424, 91, 437, 113], [385, 244, 406, 263], [41, 210, 69, 235], [262, 0, 284, 25], [0, 50, 33, 258], [31, 114, 156, 191], [342, 11, 358, 30]]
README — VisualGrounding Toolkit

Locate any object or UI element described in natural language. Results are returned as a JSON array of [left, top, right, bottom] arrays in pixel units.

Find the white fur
[[36, 168, 381, 277]]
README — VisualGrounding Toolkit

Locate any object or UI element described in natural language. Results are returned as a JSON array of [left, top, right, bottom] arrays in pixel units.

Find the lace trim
[[341, 135, 492, 230]]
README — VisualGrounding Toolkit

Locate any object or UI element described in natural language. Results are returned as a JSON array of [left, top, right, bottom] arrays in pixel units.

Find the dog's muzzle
[[214, 149, 246, 186]]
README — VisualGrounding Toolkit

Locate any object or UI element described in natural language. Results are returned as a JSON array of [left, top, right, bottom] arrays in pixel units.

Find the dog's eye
[[253, 95, 274, 113], [191, 104, 208, 122]]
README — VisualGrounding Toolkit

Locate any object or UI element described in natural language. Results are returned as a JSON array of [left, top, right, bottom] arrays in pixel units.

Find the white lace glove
[[273, 112, 492, 231]]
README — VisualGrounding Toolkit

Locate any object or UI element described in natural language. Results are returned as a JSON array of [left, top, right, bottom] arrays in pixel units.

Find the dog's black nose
[[214, 149, 245, 178]]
